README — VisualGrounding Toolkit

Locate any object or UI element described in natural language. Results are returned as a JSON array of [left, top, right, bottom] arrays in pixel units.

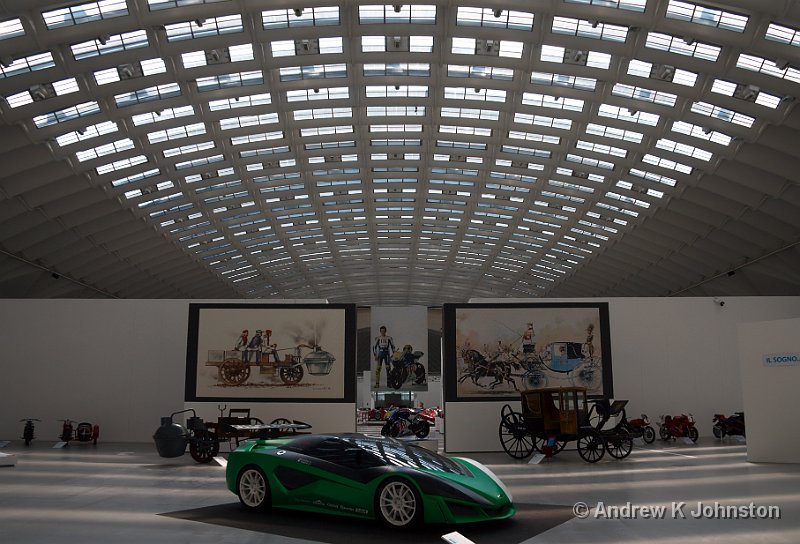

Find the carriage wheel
[[577, 429, 606, 463], [606, 429, 634, 459], [279, 365, 304, 385], [219, 359, 251, 385], [498, 411, 534, 459], [189, 432, 219, 463]]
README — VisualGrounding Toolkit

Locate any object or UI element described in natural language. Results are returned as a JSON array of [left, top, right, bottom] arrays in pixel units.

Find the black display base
[[160, 502, 574, 544]]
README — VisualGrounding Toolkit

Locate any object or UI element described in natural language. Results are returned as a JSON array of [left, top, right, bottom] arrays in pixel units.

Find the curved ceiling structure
[[0, 0, 799, 305]]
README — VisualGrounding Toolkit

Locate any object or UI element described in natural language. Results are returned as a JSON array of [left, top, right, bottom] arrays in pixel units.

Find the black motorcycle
[[21, 418, 40, 446], [713, 412, 745, 438]]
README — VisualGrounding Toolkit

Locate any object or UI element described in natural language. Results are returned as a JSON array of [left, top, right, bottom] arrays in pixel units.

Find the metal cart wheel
[[577, 428, 606, 463], [279, 365, 304, 385], [499, 407, 535, 459], [606, 429, 634, 459], [219, 359, 251, 385], [189, 431, 219, 463]]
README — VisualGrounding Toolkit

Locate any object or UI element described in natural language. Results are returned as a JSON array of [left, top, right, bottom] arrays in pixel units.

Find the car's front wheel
[[375, 478, 422, 528], [237, 466, 270, 510]]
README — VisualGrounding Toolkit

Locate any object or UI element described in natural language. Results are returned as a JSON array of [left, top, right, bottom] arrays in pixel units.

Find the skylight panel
[[0, 52, 55, 78], [690, 101, 755, 128], [74, 138, 135, 162], [452, 38, 524, 59], [279, 63, 347, 81], [262, 7, 340, 29], [93, 58, 166, 85], [551, 17, 628, 42], [114, 83, 181, 107], [576, 140, 628, 157], [70, 30, 148, 60], [617, 179, 664, 199], [612, 84, 678, 107], [149, 0, 229, 9], [368, 106, 426, 117], [448, 65, 515, 81], [444, 87, 507, 103], [626, 59, 698, 87], [655, 138, 713, 161], [294, 107, 353, 121], [207, 94, 271, 112], [564, 0, 646, 12], [710, 79, 782, 110], [5, 78, 80, 108], [55, 121, 118, 147], [549, 179, 594, 193], [522, 92, 584, 111], [671, 121, 732, 146], [531, 72, 596, 91], [665, 0, 748, 32], [364, 63, 430, 77], [628, 167, 677, 187], [641, 153, 692, 174], [131, 105, 195, 126], [514, 113, 573, 130], [43, 1, 128, 29], [303, 125, 355, 136], [736, 54, 800, 84], [196, 70, 262, 92], [96, 154, 148, 175], [456, 7, 534, 30], [33, 101, 100, 128], [366, 85, 429, 98], [273, 37, 344, 57], [362, 35, 433, 53], [509, 131, 561, 145], [540, 45, 611, 69], [164, 141, 215, 158], [164, 14, 242, 41], [181, 44, 254, 68], [645, 32, 720, 61], [765, 23, 800, 47], [436, 140, 485, 151], [598, 104, 660, 126], [147, 122, 207, 144], [441, 107, 499, 121], [287, 87, 349, 102], [586, 123, 643, 143], [566, 153, 615, 170], [110, 167, 160, 187], [0, 18, 25, 40], [358, 4, 437, 24], [440, 125, 492, 137]]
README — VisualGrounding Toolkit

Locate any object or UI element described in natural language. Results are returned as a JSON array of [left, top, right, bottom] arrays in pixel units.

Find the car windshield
[[343, 435, 472, 476]]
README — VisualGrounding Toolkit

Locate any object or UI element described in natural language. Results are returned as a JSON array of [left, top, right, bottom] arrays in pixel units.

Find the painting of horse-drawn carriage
[[443, 303, 613, 401]]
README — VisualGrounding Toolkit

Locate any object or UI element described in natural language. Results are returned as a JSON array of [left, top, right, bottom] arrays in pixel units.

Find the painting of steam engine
[[186, 304, 356, 402], [443, 303, 613, 402]]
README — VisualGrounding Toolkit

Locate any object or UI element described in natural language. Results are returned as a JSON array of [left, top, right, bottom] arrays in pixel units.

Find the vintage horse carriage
[[499, 387, 633, 463]]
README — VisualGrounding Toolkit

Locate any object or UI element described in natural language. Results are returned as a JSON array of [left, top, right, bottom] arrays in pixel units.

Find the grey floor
[[1, 432, 798, 544]]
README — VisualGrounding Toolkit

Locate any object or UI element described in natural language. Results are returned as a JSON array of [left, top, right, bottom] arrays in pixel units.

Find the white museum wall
[[738, 317, 800, 463], [445, 296, 800, 453], [0, 299, 355, 443]]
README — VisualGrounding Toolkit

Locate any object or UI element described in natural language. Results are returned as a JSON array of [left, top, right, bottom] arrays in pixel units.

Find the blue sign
[[763, 352, 800, 367]]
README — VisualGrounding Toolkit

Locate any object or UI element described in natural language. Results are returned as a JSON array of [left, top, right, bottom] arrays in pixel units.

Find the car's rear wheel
[[375, 478, 422, 528], [237, 466, 270, 510]]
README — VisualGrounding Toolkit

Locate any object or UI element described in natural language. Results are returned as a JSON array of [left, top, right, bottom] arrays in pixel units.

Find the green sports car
[[225, 433, 515, 527]]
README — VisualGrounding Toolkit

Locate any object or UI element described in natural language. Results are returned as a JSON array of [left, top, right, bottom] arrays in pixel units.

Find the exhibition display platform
[[0, 438, 798, 544]]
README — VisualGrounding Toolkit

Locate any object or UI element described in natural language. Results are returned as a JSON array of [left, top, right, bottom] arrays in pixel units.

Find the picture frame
[[443, 302, 613, 402], [185, 303, 356, 403]]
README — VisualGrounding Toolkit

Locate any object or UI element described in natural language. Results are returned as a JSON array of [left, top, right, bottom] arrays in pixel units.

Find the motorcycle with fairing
[[380, 407, 433, 439]]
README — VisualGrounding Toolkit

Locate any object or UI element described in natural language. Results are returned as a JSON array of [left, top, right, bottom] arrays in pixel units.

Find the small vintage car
[[226, 433, 515, 527]]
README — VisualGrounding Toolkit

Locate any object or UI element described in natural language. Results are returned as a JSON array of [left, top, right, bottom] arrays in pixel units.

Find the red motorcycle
[[659, 414, 698, 442], [60, 419, 100, 445], [624, 413, 656, 444]]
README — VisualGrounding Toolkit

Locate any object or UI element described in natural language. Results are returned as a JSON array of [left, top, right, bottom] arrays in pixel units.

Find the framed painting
[[185, 303, 356, 402], [443, 302, 613, 401]]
